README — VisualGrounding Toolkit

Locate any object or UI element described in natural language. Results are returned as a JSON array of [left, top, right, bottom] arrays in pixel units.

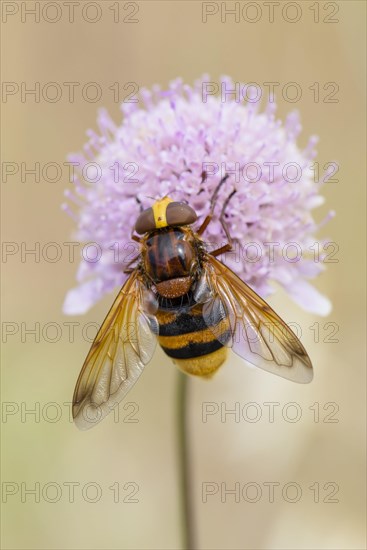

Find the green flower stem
[[177, 370, 196, 550]]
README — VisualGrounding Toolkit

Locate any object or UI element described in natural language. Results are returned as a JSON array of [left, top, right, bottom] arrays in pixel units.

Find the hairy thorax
[[141, 227, 199, 298]]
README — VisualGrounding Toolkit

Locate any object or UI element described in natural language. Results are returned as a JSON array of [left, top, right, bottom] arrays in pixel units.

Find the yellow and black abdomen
[[156, 303, 230, 377]]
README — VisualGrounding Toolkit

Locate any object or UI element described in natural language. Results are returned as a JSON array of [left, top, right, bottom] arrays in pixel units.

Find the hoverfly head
[[135, 196, 197, 235]]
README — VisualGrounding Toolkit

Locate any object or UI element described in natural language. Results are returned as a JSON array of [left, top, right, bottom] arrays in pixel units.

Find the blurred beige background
[[1, 1, 366, 549]]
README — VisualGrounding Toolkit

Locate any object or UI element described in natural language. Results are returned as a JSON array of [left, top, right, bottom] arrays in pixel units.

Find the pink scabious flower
[[63, 76, 333, 316]]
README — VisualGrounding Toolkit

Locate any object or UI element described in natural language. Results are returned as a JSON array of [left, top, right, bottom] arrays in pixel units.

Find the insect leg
[[219, 189, 237, 244], [210, 189, 237, 257], [123, 233, 141, 274], [123, 252, 141, 274], [132, 199, 143, 242], [196, 174, 230, 235]]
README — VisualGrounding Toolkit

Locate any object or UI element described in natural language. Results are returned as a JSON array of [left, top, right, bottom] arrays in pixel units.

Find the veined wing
[[72, 270, 158, 430], [197, 254, 313, 383]]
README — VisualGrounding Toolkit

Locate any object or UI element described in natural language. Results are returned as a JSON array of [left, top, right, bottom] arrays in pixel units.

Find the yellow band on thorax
[[152, 196, 173, 229]]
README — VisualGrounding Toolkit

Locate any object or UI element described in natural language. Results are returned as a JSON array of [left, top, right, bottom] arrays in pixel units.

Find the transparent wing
[[72, 270, 158, 430], [196, 255, 313, 383]]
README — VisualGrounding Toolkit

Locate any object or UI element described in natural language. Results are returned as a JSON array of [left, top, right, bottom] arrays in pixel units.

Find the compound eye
[[166, 202, 197, 226], [135, 207, 155, 234]]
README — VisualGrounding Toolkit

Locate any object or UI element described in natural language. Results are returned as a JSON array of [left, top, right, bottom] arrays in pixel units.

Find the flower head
[[63, 76, 333, 316]]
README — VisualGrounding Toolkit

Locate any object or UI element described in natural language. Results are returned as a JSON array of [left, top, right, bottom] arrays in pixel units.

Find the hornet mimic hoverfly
[[72, 177, 313, 430]]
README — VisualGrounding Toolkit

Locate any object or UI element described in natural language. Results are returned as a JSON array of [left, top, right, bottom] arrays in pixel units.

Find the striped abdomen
[[156, 302, 230, 377]]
